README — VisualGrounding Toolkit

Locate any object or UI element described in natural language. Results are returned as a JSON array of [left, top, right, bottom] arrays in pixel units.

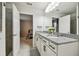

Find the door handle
[[13, 34, 17, 36], [43, 40, 46, 43]]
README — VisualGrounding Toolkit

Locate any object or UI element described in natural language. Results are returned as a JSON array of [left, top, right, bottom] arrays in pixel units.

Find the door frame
[[13, 4, 20, 56], [20, 14, 33, 47], [1, 2, 6, 56]]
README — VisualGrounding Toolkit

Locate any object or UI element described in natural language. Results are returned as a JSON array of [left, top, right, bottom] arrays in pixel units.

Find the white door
[[0, 2, 6, 56], [13, 4, 20, 56]]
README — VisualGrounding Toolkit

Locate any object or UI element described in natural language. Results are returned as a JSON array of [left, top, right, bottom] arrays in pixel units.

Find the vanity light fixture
[[45, 1, 60, 13]]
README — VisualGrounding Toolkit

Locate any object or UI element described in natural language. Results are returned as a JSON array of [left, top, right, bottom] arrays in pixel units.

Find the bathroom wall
[[6, 3, 13, 56], [0, 2, 2, 31], [78, 3, 79, 35]]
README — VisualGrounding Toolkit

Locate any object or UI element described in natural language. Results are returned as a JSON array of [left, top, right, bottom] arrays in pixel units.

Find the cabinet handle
[[43, 45, 46, 52], [49, 45, 55, 50], [13, 34, 17, 36], [43, 40, 46, 43]]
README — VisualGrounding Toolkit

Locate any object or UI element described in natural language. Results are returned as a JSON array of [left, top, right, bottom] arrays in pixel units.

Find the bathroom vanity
[[35, 32, 79, 56]]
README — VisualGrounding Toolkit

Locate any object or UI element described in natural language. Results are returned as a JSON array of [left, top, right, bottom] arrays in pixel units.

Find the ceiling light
[[45, 1, 60, 13]]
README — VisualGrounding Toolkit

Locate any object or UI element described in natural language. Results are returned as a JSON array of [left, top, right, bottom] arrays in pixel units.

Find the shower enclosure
[[6, 2, 13, 56]]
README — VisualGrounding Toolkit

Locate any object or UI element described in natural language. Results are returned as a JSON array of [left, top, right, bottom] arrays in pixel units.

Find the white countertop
[[37, 32, 78, 45]]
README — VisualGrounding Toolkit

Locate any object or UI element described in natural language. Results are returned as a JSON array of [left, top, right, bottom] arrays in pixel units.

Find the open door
[[13, 4, 20, 56]]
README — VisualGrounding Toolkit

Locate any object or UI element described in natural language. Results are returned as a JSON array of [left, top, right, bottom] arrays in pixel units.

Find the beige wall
[[20, 20, 32, 37]]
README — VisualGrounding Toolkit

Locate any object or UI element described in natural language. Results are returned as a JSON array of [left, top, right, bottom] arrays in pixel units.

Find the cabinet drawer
[[46, 46, 56, 56], [48, 41, 57, 53], [40, 37, 49, 45]]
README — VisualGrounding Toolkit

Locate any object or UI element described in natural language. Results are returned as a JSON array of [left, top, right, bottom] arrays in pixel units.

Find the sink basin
[[47, 36, 58, 39], [45, 34, 58, 38], [40, 33, 58, 39]]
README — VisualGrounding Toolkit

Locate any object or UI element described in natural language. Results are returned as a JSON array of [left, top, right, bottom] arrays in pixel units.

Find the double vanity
[[34, 32, 79, 56]]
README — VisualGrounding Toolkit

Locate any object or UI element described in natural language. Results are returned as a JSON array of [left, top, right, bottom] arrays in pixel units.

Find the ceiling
[[14, 2, 49, 10], [32, 2, 49, 10], [14, 2, 78, 17], [47, 2, 78, 17]]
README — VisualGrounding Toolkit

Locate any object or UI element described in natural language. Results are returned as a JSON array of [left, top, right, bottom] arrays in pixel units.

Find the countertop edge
[[37, 32, 79, 45]]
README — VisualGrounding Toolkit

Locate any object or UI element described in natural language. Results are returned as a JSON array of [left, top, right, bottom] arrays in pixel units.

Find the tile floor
[[20, 37, 33, 47], [16, 43, 40, 56], [17, 43, 31, 56], [16, 37, 40, 56]]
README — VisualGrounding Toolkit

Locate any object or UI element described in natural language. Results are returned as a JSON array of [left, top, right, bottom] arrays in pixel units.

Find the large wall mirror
[[59, 2, 77, 34], [52, 2, 77, 34]]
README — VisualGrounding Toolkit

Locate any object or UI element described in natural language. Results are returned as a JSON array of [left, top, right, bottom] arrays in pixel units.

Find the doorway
[[20, 14, 33, 48]]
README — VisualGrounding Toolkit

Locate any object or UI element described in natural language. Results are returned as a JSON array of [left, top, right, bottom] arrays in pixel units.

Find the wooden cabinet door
[[40, 40, 45, 56], [40, 39, 47, 56], [38, 38, 41, 53]]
